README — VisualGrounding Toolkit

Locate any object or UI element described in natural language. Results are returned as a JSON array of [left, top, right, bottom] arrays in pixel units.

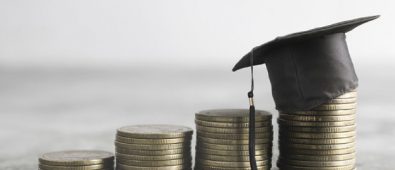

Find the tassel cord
[[248, 48, 257, 170]]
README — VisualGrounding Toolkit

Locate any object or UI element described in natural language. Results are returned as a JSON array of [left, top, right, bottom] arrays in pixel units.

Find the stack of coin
[[194, 109, 273, 170], [115, 124, 193, 170], [38, 150, 114, 170], [277, 90, 357, 170]]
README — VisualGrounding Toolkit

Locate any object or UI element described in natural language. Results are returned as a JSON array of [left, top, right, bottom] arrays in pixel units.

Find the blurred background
[[0, 0, 394, 169]]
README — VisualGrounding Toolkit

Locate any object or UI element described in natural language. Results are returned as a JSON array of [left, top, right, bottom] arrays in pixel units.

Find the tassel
[[248, 91, 257, 170], [248, 48, 257, 170]]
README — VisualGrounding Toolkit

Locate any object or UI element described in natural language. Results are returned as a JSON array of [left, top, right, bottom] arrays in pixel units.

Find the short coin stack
[[39, 150, 114, 170], [277, 90, 357, 170], [115, 124, 193, 170], [195, 109, 273, 170]]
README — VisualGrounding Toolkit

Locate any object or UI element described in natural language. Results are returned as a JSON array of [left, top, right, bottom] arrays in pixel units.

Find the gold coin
[[196, 148, 271, 156], [277, 163, 355, 170], [197, 131, 272, 140], [278, 158, 355, 167], [39, 164, 112, 170], [278, 119, 355, 127], [195, 109, 272, 123], [195, 119, 271, 128], [117, 124, 193, 139], [312, 103, 357, 111], [279, 142, 355, 150], [115, 136, 191, 144], [195, 153, 269, 162], [115, 153, 189, 161], [196, 126, 272, 134], [279, 125, 356, 133], [337, 91, 357, 99], [279, 114, 356, 122], [196, 159, 269, 168], [279, 109, 356, 116], [279, 147, 355, 155], [326, 98, 357, 104], [39, 150, 114, 166], [279, 131, 356, 139], [196, 142, 271, 151], [197, 136, 271, 145], [281, 152, 355, 161], [115, 147, 190, 156], [194, 165, 270, 170], [115, 141, 190, 150], [117, 158, 190, 167], [279, 136, 356, 144], [116, 163, 190, 170]]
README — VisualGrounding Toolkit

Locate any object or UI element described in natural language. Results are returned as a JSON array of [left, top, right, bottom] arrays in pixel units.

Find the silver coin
[[117, 124, 193, 139], [39, 150, 114, 166]]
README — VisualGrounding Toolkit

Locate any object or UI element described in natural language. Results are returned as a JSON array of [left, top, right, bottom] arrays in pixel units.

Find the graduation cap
[[232, 16, 379, 169]]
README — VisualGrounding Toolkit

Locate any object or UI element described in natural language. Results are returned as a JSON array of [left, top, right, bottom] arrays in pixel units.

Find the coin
[[276, 90, 357, 169], [312, 103, 357, 111], [115, 141, 190, 150], [197, 136, 271, 145], [279, 142, 355, 150], [194, 165, 270, 170], [115, 153, 188, 161], [279, 109, 356, 116], [279, 114, 356, 122], [117, 158, 190, 167], [196, 109, 272, 122], [279, 136, 356, 144], [117, 125, 193, 139], [326, 98, 357, 104], [196, 148, 271, 156], [197, 131, 272, 140], [281, 152, 355, 161], [279, 131, 356, 139], [195, 119, 271, 128], [39, 164, 113, 170], [195, 153, 268, 161], [278, 119, 355, 127], [196, 126, 272, 134], [116, 163, 190, 170], [196, 159, 269, 168], [279, 125, 356, 133], [278, 158, 355, 167], [279, 147, 355, 155], [114, 125, 193, 170], [115, 136, 190, 144], [115, 147, 190, 156], [39, 150, 114, 166], [194, 109, 273, 170], [277, 163, 355, 170], [196, 142, 271, 151]]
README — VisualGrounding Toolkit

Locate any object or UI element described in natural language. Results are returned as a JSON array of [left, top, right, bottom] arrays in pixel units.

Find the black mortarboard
[[233, 15, 379, 112], [232, 16, 379, 170]]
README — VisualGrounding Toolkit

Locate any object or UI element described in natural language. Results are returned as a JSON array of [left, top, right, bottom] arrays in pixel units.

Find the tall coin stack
[[277, 90, 357, 170], [38, 150, 114, 170], [194, 109, 273, 170], [115, 124, 193, 170]]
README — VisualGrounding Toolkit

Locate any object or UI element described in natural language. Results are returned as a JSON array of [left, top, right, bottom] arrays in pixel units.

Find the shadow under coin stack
[[38, 150, 114, 170], [194, 109, 273, 170], [277, 90, 358, 170], [115, 124, 193, 170]]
